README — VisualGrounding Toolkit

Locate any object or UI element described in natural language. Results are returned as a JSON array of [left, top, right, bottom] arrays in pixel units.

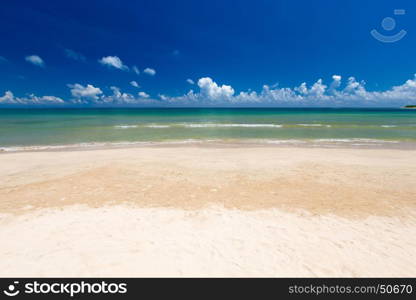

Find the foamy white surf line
[[182, 123, 284, 128], [114, 123, 416, 129], [0, 140, 222, 152], [1, 138, 406, 152], [313, 138, 399, 144], [144, 125, 171, 128], [114, 125, 139, 129], [0, 142, 148, 152], [115, 123, 285, 129], [296, 124, 332, 127], [263, 138, 400, 146], [264, 140, 308, 145]]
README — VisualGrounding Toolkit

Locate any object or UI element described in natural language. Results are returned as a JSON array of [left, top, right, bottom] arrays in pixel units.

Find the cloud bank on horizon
[[1, 74, 416, 107]]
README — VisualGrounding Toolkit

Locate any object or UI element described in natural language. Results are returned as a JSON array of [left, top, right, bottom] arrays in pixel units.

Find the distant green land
[[404, 105, 416, 109]]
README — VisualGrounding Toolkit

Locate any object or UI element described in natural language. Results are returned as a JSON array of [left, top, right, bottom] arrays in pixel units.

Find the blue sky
[[1, 0, 416, 106]]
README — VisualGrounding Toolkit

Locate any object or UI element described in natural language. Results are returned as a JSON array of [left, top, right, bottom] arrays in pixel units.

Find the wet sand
[[0, 145, 415, 276]]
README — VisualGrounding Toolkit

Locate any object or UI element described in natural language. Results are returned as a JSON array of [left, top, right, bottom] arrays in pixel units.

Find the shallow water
[[0, 108, 415, 149]]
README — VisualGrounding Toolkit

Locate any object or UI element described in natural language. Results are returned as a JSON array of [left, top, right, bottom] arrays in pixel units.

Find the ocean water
[[0, 108, 415, 150]]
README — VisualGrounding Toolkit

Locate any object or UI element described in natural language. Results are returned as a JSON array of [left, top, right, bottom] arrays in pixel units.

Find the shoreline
[[1, 138, 416, 153]]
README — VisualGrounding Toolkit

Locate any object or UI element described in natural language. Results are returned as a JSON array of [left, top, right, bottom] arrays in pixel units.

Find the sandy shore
[[1, 145, 416, 276]]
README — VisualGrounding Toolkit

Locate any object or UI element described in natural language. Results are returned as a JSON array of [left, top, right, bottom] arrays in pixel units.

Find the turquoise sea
[[0, 108, 415, 150]]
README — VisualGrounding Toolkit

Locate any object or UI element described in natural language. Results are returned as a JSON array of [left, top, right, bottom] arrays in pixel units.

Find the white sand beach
[[1, 145, 416, 277]]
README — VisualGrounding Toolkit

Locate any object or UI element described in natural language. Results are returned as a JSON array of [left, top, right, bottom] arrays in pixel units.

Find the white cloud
[[67, 83, 103, 100], [64, 49, 86, 61], [25, 55, 45, 67], [332, 75, 341, 82], [158, 94, 169, 101], [130, 80, 140, 88], [0, 91, 16, 103], [143, 68, 156, 76], [309, 79, 327, 97], [186, 79, 195, 85], [0, 90, 64, 105], [198, 77, 234, 100], [138, 91, 150, 98], [99, 86, 138, 104], [3, 75, 416, 107], [98, 56, 128, 71], [329, 75, 342, 91], [98, 87, 157, 105], [162, 75, 416, 107], [132, 66, 140, 75], [66, 85, 157, 105], [41, 96, 64, 102]]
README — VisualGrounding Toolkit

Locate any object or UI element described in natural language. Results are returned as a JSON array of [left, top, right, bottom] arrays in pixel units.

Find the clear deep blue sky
[[0, 0, 415, 106]]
